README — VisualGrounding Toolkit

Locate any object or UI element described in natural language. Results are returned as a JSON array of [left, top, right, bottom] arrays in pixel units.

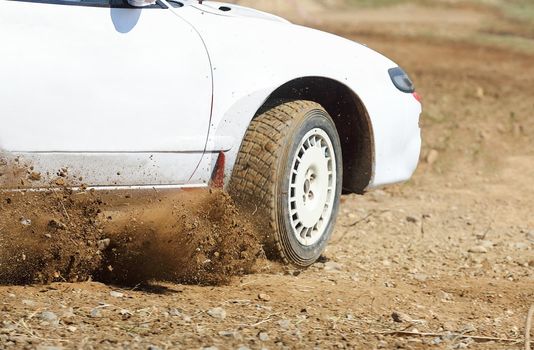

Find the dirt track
[[1, 2, 533, 350]]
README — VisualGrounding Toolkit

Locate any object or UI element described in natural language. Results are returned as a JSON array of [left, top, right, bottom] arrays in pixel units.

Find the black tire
[[229, 100, 343, 267]]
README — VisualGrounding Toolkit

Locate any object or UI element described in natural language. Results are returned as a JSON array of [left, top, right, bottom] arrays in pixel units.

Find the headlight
[[388, 67, 415, 93]]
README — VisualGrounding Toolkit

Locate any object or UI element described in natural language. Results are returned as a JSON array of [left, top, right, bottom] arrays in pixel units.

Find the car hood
[[186, 1, 291, 23]]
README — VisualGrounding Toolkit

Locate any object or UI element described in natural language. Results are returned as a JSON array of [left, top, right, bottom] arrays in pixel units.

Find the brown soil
[[0, 2, 533, 350], [0, 189, 103, 284], [0, 161, 262, 286], [97, 189, 262, 285]]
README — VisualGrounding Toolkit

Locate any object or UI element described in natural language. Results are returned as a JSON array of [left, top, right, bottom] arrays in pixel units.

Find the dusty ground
[[1, 1, 533, 349]]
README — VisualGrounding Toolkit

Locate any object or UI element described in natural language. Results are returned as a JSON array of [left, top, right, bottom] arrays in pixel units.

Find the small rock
[[476, 86, 485, 98], [258, 332, 269, 341], [324, 261, 343, 272], [377, 340, 388, 349], [391, 311, 411, 323], [62, 307, 75, 319], [468, 246, 488, 254], [413, 273, 428, 282], [207, 307, 226, 320], [97, 238, 111, 251], [22, 299, 37, 306], [277, 319, 291, 330], [110, 290, 124, 298], [258, 293, 271, 301], [511, 242, 529, 250], [169, 308, 181, 317], [202, 347, 218, 350], [426, 149, 439, 165], [39, 311, 58, 323], [90, 308, 102, 318], [384, 281, 396, 288], [430, 337, 442, 345], [36, 346, 63, 350], [67, 326, 77, 332], [406, 216, 418, 223], [478, 240, 494, 248], [28, 172, 41, 181], [218, 330, 235, 338], [119, 309, 132, 320], [20, 218, 32, 226], [236, 346, 250, 350], [48, 219, 67, 230], [55, 178, 66, 186], [460, 323, 477, 333], [526, 231, 534, 242], [147, 346, 161, 350], [438, 290, 454, 301]]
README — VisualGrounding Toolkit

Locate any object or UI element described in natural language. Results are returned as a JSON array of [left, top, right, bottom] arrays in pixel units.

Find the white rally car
[[0, 0, 421, 266]]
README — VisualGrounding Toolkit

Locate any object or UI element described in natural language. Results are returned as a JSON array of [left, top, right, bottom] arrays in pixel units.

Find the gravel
[[207, 307, 226, 320]]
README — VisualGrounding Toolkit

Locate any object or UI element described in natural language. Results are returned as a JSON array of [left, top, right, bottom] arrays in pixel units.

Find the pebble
[[39, 311, 58, 323], [207, 307, 226, 320], [527, 231, 534, 242], [391, 311, 411, 323], [147, 346, 161, 350], [426, 149, 439, 165], [97, 238, 111, 251], [384, 281, 396, 288], [377, 340, 388, 349], [20, 218, 32, 226], [90, 308, 102, 318], [28, 172, 41, 181], [438, 290, 454, 301], [324, 261, 343, 272], [430, 337, 442, 345], [277, 319, 291, 330], [22, 299, 37, 307], [169, 308, 182, 317], [110, 291, 124, 298], [236, 346, 250, 350], [478, 240, 494, 248], [258, 293, 271, 301], [119, 309, 132, 320], [218, 330, 235, 338], [468, 246, 488, 254], [413, 273, 428, 282], [67, 326, 77, 332], [510, 242, 529, 250], [202, 347, 218, 350], [406, 216, 418, 223], [258, 332, 269, 341]]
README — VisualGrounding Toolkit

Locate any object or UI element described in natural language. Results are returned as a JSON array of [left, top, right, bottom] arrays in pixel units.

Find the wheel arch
[[258, 77, 375, 194]]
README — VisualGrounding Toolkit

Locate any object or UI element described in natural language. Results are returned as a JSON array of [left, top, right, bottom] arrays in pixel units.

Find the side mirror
[[127, 0, 156, 7]]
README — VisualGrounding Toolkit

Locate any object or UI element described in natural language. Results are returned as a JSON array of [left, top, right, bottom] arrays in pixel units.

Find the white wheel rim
[[288, 128, 336, 246]]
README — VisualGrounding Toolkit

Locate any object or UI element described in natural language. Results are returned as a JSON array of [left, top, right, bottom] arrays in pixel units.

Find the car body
[[0, 0, 421, 265], [0, 0, 421, 192]]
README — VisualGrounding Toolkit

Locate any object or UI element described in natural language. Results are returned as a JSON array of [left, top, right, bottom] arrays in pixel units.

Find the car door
[[0, 0, 212, 187]]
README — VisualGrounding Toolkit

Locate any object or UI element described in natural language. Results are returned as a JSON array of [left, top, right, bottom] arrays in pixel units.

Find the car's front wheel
[[230, 100, 343, 267]]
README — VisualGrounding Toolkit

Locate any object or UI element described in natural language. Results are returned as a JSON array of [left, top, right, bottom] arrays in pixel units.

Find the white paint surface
[[0, 0, 421, 190]]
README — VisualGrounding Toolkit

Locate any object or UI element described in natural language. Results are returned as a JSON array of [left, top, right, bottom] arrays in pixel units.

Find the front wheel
[[230, 100, 343, 267]]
